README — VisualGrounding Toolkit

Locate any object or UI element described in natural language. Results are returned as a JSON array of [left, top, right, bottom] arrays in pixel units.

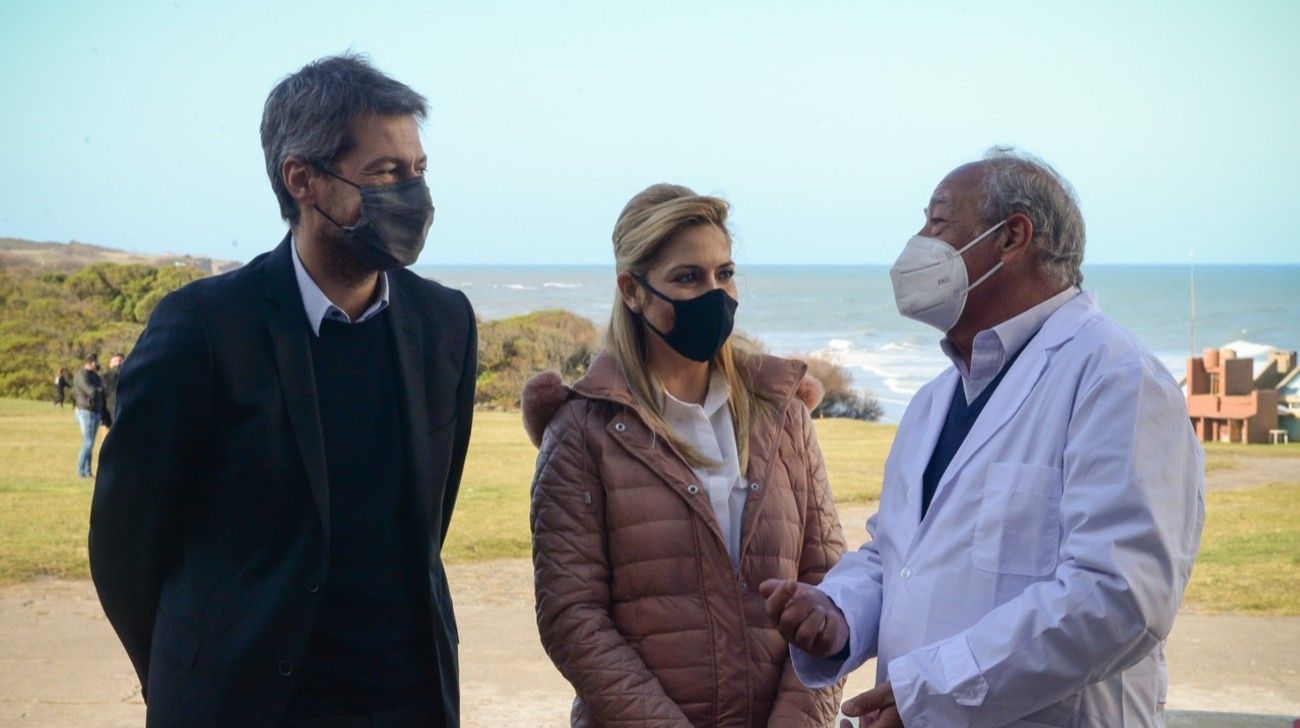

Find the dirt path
[[1207, 456, 1300, 490], [2, 564, 1296, 727], [2, 465, 1294, 726]]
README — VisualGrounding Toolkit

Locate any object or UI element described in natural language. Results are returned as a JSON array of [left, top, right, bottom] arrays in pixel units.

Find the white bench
[[1268, 429, 1289, 444]]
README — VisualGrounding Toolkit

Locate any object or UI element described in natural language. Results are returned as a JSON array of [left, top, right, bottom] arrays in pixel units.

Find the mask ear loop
[[955, 219, 1009, 294], [954, 218, 1007, 256], [310, 163, 362, 232], [631, 273, 675, 304], [629, 273, 675, 338]]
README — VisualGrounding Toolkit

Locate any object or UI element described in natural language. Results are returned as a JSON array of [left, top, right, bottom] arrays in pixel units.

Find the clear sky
[[2, 1, 1297, 265]]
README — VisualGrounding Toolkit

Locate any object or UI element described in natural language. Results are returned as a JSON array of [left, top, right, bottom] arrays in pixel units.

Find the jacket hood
[[521, 352, 825, 448]]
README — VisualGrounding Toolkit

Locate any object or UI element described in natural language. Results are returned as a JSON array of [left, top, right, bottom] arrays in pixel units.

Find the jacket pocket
[[972, 462, 1062, 576], [151, 605, 203, 671]]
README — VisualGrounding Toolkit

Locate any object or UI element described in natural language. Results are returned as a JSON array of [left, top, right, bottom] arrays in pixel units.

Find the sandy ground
[[1205, 456, 1300, 491], [1, 456, 1296, 726], [1, 567, 1297, 726]]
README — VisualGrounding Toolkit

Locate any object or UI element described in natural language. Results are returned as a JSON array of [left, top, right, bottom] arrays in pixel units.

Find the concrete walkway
[[2, 565, 1297, 727]]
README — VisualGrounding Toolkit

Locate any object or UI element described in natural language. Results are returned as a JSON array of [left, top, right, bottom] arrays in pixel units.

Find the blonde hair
[[604, 183, 764, 468]]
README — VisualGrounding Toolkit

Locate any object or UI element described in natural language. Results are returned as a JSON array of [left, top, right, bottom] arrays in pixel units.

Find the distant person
[[72, 354, 105, 478], [89, 54, 475, 726], [99, 352, 124, 428], [762, 148, 1206, 726], [524, 183, 846, 726], [53, 367, 71, 407]]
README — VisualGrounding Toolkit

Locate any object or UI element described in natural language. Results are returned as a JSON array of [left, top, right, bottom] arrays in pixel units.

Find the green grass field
[[2, 397, 1297, 614]]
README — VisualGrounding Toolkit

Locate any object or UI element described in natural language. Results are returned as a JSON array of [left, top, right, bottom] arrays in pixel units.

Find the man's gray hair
[[977, 146, 1086, 287], [260, 53, 427, 225]]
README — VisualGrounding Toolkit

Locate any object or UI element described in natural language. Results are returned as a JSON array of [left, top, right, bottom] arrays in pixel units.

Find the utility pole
[[1189, 250, 1197, 355]]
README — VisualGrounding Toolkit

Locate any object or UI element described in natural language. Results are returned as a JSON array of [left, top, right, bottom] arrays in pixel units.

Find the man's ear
[[1000, 213, 1035, 256], [616, 271, 643, 314], [283, 156, 318, 210]]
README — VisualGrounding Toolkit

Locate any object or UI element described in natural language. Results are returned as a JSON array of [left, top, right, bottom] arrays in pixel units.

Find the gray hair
[[976, 146, 1086, 288], [260, 53, 427, 225]]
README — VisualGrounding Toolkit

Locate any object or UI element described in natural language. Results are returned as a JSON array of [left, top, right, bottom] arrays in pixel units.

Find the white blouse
[[662, 370, 747, 570]]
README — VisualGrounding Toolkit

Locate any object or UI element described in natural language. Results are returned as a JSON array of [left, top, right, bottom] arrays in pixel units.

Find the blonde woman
[[524, 183, 846, 726]]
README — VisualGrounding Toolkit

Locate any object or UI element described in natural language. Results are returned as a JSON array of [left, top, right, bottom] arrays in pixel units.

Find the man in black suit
[[90, 54, 475, 727]]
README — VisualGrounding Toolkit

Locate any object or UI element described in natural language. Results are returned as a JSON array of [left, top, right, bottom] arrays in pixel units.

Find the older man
[[90, 54, 475, 726], [762, 148, 1205, 727]]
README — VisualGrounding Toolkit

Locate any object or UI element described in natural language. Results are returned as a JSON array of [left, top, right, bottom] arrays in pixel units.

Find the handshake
[[760, 579, 901, 728]]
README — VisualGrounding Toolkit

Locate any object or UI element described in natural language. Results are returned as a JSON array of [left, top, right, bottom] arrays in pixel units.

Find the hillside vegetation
[[1, 238, 878, 417], [0, 264, 206, 399]]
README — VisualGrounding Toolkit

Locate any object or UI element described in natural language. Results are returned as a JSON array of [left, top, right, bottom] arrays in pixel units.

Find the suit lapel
[[385, 276, 437, 559], [262, 236, 330, 538]]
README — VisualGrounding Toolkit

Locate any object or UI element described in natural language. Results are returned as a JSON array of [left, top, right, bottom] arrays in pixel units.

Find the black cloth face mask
[[314, 167, 435, 271], [633, 273, 739, 363]]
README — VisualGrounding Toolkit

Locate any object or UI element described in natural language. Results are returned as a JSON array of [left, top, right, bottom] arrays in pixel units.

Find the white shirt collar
[[290, 237, 390, 336], [941, 287, 1079, 402], [662, 368, 732, 419]]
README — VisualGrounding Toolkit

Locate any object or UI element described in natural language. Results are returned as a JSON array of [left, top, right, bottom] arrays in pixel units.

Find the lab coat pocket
[[973, 462, 1063, 576]]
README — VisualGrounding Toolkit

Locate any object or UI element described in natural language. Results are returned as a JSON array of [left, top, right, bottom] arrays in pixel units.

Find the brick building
[[1185, 348, 1298, 444]]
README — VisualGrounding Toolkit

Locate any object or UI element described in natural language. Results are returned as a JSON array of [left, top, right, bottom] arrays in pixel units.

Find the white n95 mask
[[889, 219, 1007, 332]]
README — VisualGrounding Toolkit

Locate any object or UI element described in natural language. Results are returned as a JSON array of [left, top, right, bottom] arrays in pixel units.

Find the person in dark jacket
[[89, 54, 475, 727], [53, 367, 71, 407], [72, 355, 104, 478], [100, 352, 124, 428]]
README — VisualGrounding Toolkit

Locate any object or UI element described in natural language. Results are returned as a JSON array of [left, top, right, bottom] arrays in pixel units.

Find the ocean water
[[412, 264, 1298, 422]]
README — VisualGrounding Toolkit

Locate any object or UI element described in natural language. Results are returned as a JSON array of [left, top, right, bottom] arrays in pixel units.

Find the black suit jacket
[[89, 236, 476, 726]]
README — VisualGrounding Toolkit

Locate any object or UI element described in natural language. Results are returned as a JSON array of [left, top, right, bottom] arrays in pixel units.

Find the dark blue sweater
[[295, 311, 435, 710], [920, 344, 1028, 519]]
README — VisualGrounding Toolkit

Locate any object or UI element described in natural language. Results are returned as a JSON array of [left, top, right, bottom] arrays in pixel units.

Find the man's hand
[[841, 682, 902, 728], [758, 578, 849, 658]]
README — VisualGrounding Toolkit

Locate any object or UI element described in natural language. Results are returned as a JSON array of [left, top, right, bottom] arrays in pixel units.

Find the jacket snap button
[[901, 566, 912, 579], [687, 484, 699, 495], [307, 582, 320, 594], [277, 660, 294, 677], [614, 422, 626, 432]]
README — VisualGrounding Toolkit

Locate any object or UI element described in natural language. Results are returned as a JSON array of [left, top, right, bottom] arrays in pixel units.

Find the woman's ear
[[617, 271, 643, 314]]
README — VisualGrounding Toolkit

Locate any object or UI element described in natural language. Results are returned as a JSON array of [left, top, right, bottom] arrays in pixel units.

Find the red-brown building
[[1186, 348, 1280, 443]]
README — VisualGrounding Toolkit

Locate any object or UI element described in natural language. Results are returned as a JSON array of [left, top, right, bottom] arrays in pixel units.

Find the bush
[[476, 310, 597, 410], [796, 355, 883, 421], [0, 264, 204, 400]]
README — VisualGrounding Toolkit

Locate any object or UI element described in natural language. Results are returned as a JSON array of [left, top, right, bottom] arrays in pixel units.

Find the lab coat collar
[[905, 292, 1102, 534]]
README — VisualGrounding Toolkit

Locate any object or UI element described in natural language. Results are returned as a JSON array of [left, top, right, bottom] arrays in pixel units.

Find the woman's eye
[[673, 272, 697, 284], [718, 269, 735, 281]]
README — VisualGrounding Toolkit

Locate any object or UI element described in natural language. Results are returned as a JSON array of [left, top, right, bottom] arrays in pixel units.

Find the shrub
[[796, 355, 883, 421], [476, 310, 597, 410], [0, 264, 203, 400]]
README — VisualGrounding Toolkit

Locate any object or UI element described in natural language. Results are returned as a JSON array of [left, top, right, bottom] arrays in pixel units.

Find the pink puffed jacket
[[524, 351, 846, 727]]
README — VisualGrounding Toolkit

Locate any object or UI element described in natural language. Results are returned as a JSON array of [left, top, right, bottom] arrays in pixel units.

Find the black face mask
[[633, 273, 738, 363], [314, 168, 435, 271]]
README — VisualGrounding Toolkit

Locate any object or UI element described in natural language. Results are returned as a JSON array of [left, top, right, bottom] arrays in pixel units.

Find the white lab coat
[[793, 292, 1205, 727]]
